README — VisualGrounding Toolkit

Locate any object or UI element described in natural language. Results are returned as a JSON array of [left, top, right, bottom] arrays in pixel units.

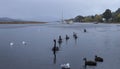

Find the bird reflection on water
[[52, 48, 57, 64]]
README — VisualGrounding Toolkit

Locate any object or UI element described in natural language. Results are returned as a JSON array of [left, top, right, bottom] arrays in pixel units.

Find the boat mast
[[61, 10, 64, 24]]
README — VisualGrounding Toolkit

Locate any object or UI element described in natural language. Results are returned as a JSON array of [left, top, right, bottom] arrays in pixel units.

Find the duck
[[95, 55, 103, 62], [61, 63, 70, 69], [52, 39, 59, 51], [84, 29, 87, 32], [65, 35, 70, 40], [73, 32, 78, 39], [83, 58, 97, 66]]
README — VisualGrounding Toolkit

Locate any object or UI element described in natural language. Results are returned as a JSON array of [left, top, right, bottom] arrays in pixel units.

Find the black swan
[[52, 39, 59, 51], [58, 36, 62, 44], [83, 58, 97, 66], [73, 32, 78, 39], [95, 55, 103, 62], [66, 35, 70, 40]]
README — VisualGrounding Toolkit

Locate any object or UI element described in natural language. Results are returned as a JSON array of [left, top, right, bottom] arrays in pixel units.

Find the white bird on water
[[22, 41, 26, 45], [61, 63, 70, 69], [10, 42, 14, 46]]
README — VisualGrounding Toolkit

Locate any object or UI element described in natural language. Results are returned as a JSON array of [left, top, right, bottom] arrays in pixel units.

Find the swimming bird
[[59, 36, 62, 41], [10, 42, 14, 46], [73, 32, 78, 39], [84, 29, 87, 32], [61, 63, 70, 69], [83, 58, 97, 66], [52, 39, 59, 51], [95, 55, 103, 62], [58, 36, 62, 44], [22, 41, 26, 45], [65, 35, 70, 40]]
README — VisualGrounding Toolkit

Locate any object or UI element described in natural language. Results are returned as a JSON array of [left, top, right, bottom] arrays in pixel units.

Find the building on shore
[[64, 19, 74, 24]]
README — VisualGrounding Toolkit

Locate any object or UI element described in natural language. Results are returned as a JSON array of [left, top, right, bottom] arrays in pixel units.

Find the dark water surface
[[0, 23, 120, 69]]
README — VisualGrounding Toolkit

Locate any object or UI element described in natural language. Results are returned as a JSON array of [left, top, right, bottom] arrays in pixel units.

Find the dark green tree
[[74, 15, 84, 22], [112, 8, 120, 22], [94, 14, 103, 22], [115, 8, 120, 14], [102, 9, 112, 22]]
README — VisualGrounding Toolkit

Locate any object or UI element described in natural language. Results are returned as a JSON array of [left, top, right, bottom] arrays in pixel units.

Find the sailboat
[[61, 10, 65, 24], [65, 19, 73, 24], [61, 11, 73, 24]]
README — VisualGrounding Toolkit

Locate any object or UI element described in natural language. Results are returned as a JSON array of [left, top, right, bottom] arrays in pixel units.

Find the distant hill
[[0, 17, 23, 22], [0, 17, 47, 24]]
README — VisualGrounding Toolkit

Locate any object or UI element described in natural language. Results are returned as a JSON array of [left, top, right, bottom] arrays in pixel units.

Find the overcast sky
[[0, 0, 120, 21]]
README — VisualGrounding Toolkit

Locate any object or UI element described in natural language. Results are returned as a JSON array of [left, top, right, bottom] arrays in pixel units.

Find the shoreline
[[0, 21, 47, 24], [73, 22, 120, 24]]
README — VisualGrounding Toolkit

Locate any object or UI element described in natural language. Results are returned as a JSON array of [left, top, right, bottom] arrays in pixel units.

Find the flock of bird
[[52, 32, 78, 69], [10, 41, 27, 46], [83, 55, 103, 67], [52, 32, 78, 52], [60, 56, 103, 69], [9, 28, 103, 69], [51, 29, 104, 69]]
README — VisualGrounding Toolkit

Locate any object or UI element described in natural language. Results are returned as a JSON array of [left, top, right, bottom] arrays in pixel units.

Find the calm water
[[0, 23, 120, 69]]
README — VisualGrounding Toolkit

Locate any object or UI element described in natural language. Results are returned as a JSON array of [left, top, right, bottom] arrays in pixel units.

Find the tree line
[[73, 8, 120, 23]]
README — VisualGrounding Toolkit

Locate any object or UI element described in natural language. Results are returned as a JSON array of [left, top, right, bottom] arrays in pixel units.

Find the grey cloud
[[0, 0, 120, 21]]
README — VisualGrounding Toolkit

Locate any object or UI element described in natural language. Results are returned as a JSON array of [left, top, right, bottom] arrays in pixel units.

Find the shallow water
[[0, 23, 120, 69]]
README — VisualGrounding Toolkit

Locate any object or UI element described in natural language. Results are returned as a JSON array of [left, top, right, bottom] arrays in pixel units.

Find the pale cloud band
[[0, 0, 120, 21]]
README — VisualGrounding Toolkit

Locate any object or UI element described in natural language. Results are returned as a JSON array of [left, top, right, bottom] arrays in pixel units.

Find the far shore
[[1, 21, 120, 24], [73, 22, 120, 24], [0, 21, 47, 24]]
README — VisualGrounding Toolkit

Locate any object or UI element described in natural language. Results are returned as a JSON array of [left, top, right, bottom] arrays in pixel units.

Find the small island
[[0, 17, 47, 24]]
